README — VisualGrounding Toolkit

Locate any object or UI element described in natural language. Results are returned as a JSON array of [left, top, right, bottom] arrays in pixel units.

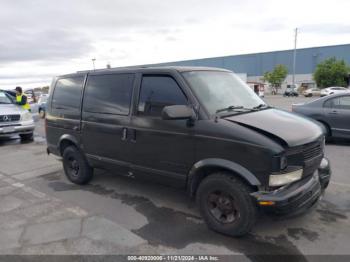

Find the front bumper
[[252, 157, 331, 215], [0, 123, 35, 137]]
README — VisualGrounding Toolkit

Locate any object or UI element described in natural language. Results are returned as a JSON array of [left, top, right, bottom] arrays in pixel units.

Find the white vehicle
[[303, 88, 321, 97], [320, 86, 350, 97], [0, 90, 35, 140]]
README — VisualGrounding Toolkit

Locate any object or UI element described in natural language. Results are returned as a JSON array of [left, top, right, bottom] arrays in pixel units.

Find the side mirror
[[161, 105, 195, 120]]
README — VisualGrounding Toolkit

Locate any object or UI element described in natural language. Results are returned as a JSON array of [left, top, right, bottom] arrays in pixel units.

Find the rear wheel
[[197, 173, 258, 237], [62, 146, 93, 185], [20, 132, 33, 141]]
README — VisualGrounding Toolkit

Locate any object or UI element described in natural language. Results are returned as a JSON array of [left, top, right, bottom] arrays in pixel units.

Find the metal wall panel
[[155, 44, 350, 76]]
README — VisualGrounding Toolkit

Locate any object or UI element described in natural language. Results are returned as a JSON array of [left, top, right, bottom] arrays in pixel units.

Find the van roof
[[58, 66, 231, 78]]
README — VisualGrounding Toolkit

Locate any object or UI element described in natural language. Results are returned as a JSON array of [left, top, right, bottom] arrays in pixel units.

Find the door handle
[[73, 126, 79, 131], [121, 128, 127, 141], [329, 110, 338, 114]]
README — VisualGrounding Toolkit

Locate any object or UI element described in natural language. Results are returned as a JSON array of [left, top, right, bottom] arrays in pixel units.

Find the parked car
[[292, 93, 350, 140], [320, 86, 350, 97], [0, 89, 35, 140], [283, 86, 299, 97], [303, 88, 321, 97], [46, 67, 331, 237], [38, 94, 48, 118]]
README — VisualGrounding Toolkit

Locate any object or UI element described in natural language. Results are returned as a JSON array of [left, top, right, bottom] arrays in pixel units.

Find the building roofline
[[158, 43, 350, 64]]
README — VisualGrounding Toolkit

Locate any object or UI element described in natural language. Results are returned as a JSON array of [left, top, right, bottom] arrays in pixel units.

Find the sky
[[1, 0, 350, 89]]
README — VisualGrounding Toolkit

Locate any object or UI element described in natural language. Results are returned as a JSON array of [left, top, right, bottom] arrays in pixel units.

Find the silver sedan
[[292, 93, 350, 140], [0, 90, 35, 140]]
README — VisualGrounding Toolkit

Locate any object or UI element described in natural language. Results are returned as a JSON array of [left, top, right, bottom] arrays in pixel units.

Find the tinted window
[[52, 77, 84, 110], [335, 96, 350, 110], [138, 76, 187, 117], [83, 74, 134, 115]]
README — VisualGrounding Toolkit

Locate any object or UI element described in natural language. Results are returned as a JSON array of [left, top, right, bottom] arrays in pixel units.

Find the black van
[[46, 67, 331, 236]]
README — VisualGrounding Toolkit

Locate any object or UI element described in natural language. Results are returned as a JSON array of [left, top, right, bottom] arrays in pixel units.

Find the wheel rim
[[207, 190, 239, 224], [67, 156, 80, 177]]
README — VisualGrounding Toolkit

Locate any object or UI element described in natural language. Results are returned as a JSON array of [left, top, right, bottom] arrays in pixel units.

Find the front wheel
[[62, 146, 93, 185], [197, 173, 258, 237], [20, 132, 34, 141]]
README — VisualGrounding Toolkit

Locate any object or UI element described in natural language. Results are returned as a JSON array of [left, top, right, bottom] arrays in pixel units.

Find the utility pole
[[91, 58, 96, 70], [292, 28, 298, 86]]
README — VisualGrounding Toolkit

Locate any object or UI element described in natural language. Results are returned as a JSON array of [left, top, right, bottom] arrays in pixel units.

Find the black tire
[[20, 132, 34, 141], [196, 173, 258, 237], [39, 109, 45, 118], [62, 146, 93, 185]]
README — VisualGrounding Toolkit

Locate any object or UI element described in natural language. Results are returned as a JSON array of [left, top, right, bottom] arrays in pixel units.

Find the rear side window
[[52, 77, 84, 111], [83, 73, 134, 115], [335, 96, 350, 110], [138, 76, 187, 117]]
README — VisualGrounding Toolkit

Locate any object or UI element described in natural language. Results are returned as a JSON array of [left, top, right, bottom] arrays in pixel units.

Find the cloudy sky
[[1, 0, 350, 89]]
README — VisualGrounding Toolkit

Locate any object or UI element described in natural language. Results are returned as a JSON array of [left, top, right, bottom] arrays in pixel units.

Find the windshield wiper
[[216, 105, 245, 113], [252, 104, 268, 110]]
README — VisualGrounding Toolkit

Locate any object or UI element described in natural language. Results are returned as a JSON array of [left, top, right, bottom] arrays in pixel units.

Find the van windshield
[[182, 71, 266, 115], [0, 91, 13, 104]]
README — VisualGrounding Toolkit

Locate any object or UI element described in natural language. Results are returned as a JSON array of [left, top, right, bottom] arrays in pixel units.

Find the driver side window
[[138, 75, 188, 117]]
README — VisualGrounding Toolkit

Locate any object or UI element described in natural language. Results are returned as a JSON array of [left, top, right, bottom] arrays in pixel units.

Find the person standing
[[15, 86, 31, 111]]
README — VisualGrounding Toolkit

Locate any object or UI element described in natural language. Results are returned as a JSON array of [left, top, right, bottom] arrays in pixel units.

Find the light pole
[[91, 58, 96, 70], [292, 28, 298, 86]]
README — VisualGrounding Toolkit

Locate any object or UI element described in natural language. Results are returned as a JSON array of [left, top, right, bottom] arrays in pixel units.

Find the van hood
[[223, 108, 323, 147]]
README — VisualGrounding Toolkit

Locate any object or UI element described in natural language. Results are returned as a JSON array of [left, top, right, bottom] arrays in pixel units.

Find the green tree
[[263, 64, 288, 93], [313, 57, 349, 88]]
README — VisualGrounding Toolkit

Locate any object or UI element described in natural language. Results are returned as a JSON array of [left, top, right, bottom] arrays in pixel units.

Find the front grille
[[303, 141, 322, 161], [0, 114, 20, 122], [302, 141, 323, 177]]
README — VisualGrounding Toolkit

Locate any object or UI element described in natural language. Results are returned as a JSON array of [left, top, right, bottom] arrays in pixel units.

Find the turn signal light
[[258, 201, 275, 206]]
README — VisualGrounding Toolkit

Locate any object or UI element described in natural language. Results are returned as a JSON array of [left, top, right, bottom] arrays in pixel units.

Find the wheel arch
[[187, 158, 261, 197], [58, 135, 79, 156]]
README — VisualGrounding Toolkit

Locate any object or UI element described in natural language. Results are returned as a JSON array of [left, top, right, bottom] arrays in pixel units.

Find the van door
[[81, 73, 135, 175], [46, 75, 85, 149], [128, 74, 195, 187]]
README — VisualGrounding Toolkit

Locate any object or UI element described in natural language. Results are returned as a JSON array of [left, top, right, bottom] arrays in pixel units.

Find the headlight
[[269, 169, 303, 187], [21, 112, 33, 121]]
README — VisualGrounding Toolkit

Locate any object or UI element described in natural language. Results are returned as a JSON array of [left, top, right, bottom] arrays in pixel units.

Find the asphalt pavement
[[0, 95, 349, 259]]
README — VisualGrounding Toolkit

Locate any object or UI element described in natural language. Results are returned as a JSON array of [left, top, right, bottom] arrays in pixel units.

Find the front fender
[[187, 158, 261, 197]]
